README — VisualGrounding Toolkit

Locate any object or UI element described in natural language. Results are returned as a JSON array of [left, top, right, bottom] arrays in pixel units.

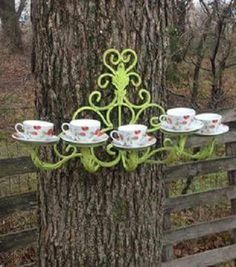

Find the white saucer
[[112, 135, 157, 150], [160, 120, 204, 134], [60, 133, 109, 146], [196, 124, 229, 136], [12, 133, 60, 145]]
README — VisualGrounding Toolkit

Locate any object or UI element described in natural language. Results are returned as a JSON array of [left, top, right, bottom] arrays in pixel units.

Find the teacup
[[195, 113, 222, 134], [159, 108, 196, 131], [61, 119, 101, 141], [15, 120, 54, 139], [110, 124, 147, 146]]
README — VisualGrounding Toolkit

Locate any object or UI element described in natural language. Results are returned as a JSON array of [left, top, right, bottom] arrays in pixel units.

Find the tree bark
[[32, 1, 169, 266], [0, 0, 23, 51]]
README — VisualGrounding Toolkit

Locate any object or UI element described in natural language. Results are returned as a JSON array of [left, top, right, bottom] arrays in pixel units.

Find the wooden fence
[[0, 107, 236, 266]]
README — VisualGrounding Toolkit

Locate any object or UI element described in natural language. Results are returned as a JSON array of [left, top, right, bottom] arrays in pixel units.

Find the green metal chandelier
[[15, 49, 218, 173]]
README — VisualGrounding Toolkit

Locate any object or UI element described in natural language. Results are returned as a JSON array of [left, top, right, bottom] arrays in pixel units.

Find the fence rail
[[0, 191, 36, 217], [0, 228, 37, 253], [0, 107, 236, 266], [164, 185, 236, 212], [164, 215, 236, 245], [162, 244, 236, 267]]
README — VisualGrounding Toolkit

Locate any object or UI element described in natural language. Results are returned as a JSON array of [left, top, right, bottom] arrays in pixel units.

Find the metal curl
[[105, 103, 136, 126], [97, 73, 113, 89], [89, 147, 122, 168], [89, 91, 102, 105], [72, 106, 109, 128], [65, 144, 77, 154], [30, 146, 81, 171], [128, 72, 142, 87], [123, 89, 151, 110], [121, 49, 138, 73], [106, 144, 117, 156], [88, 91, 117, 111], [163, 138, 174, 147], [150, 117, 161, 130], [103, 49, 121, 74], [138, 89, 151, 102], [53, 144, 68, 159], [134, 103, 165, 131]]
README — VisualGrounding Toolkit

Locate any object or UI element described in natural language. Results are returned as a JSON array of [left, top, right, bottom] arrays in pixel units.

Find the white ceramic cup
[[61, 119, 101, 141], [159, 107, 196, 130], [110, 124, 147, 146], [195, 113, 222, 134], [15, 120, 54, 139]]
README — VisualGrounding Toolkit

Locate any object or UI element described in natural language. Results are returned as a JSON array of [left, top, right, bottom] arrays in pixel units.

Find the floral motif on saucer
[[12, 133, 60, 144], [196, 124, 229, 136], [112, 135, 157, 150], [160, 120, 204, 133], [60, 132, 108, 145]]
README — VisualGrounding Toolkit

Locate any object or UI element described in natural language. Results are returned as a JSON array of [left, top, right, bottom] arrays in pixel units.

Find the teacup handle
[[110, 130, 121, 143], [61, 123, 70, 134], [159, 114, 167, 123], [15, 123, 25, 136]]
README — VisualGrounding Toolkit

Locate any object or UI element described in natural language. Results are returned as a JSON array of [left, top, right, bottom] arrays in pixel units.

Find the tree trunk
[[32, 1, 169, 266], [0, 0, 23, 51], [190, 17, 211, 107]]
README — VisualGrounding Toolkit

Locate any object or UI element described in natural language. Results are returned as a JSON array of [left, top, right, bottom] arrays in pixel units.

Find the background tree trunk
[[0, 0, 23, 51], [32, 1, 169, 266]]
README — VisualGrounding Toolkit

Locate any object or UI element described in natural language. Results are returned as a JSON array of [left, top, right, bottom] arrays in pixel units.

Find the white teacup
[[15, 120, 54, 139], [61, 119, 101, 141], [195, 113, 222, 134], [110, 124, 147, 146], [159, 108, 196, 131]]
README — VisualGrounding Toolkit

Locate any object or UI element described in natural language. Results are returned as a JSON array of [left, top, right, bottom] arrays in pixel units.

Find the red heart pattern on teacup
[[212, 120, 218, 123], [45, 129, 54, 136], [135, 130, 141, 135], [82, 126, 89, 131], [184, 115, 190, 120], [95, 129, 103, 136], [34, 125, 41, 130]]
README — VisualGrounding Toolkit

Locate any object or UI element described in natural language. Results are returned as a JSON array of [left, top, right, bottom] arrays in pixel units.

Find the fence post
[[162, 185, 174, 262], [226, 121, 236, 263]]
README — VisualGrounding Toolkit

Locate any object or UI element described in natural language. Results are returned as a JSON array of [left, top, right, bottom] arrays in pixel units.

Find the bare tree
[[169, 0, 193, 62], [208, 0, 236, 108], [182, 0, 236, 108], [189, 4, 212, 107], [0, 0, 27, 51]]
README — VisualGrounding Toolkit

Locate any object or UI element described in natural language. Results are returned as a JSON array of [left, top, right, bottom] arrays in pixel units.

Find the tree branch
[[16, 0, 27, 20], [225, 63, 236, 69]]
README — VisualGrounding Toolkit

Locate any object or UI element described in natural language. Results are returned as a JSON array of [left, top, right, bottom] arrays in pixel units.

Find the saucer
[[196, 124, 229, 136], [112, 135, 157, 150], [12, 133, 60, 145], [160, 120, 204, 134], [60, 132, 109, 146]]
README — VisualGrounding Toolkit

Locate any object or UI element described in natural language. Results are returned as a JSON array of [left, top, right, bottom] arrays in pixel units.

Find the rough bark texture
[[32, 1, 169, 266]]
